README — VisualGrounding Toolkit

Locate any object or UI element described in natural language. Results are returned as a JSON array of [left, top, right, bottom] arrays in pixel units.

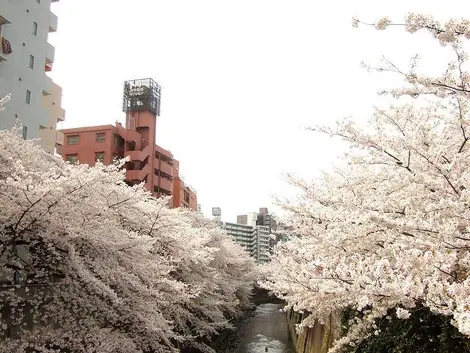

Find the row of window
[[1, 9, 40, 106], [65, 152, 104, 164], [155, 168, 172, 180], [153, 186, 172, 196], [67, 132, 106, 145]]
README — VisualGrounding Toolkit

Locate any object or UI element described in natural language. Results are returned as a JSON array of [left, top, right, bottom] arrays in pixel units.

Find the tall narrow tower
[[122, 78, 161, 130], [121, 78, 162, 194]]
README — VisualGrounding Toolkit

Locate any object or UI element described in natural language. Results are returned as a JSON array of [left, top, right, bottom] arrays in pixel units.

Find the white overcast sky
[[50, 0, 467, 222]]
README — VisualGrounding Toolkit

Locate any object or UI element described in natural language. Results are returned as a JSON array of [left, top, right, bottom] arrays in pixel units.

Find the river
[[231, 303, 295, 353]]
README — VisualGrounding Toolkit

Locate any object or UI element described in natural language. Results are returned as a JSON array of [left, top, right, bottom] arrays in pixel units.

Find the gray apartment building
[[0, 0, 65, 153], [222, 222, 271, 264]]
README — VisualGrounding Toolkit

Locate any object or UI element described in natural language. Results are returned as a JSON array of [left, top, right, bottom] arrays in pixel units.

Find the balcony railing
[[45, 42, 55, 65], [56, 130, 64, 146], [126, 169, 146, 181], [49, 12, 58, 33], [58, 107, 65, 122], [159, 160, 173, 175], [43, 75, 53, 96], [0, 11, 12, 26], [159, 178, 172, 194], [126, 144, 151, 162]]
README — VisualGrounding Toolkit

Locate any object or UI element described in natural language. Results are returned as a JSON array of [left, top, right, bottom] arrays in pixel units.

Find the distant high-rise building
[[247, 212, 258, 227], [237, 212, 261, 227], [0, 0, 65, 153], [222, 222, 270, 264], [236, 214, 247, 225], [230, 207, 285, 259], [212, 207, 222, 221], [255, 207, 278, 252], [223, 222, 254, 252], [57, 78, 197, 211], [256, 207, 277, 231], [254, 225, 270, 263]]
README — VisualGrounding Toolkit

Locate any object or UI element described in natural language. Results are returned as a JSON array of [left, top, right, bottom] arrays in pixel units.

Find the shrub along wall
[[340, 306, 470, 353]]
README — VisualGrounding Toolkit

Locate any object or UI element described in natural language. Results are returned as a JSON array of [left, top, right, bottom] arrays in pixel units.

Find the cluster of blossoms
[[0, 129, 256, 353], [405, 14, 470, 44], [261, 14, 470, 352], [354, 13, 470, 44], [374, 17, 391, 31]]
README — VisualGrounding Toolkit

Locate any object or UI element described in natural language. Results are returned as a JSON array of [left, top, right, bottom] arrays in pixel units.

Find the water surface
[[232, 303, 294, 353]]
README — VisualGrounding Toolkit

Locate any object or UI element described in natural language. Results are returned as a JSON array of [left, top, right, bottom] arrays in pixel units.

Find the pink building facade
[[58, 78, 197, 210]]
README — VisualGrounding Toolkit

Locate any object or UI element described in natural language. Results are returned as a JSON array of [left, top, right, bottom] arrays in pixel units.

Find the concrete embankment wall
[[286, 310, 340, 353]]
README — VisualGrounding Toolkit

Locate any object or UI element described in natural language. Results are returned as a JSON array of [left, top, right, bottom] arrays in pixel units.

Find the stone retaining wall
[[286, 310, 340, 353]]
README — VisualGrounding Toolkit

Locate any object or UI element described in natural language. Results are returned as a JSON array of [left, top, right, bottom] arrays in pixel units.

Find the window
[[22, 126, 27, 140], [25, 90, 31, 104], [96, 132, 105, 143], [33, 22, 38, 36], [67, 135, 79, 145], [66, 154, 78, 164], [95, 152, 105, 162], [29, 55, 34, 69]]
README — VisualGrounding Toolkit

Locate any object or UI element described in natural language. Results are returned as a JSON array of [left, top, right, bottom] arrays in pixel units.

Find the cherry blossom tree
[[157, 211, 256, 353], [0, 127, 256, 352], [261, 14, 470, 352]]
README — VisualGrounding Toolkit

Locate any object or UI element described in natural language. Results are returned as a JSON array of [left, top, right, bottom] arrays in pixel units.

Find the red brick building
[[57, 78, 197, 211]]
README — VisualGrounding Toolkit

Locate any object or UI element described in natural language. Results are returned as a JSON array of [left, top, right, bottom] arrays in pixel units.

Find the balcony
[[45, 42, 55, 66], [58, 107, 65, 122], [115, 123, 141, 148], [42, 75, 53, 96], [126, 144, 151, 162], [0, 12, 11, 26], [159, 160, 173, 176], [126, 169, 145, 181], [49, 12, 58, 33], [0, 35, 12, 62], [159, 178, 173, 193], [56, 130, 64, 146]]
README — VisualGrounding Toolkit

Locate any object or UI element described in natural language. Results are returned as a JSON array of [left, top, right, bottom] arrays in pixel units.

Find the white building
[[0, 0, 65, 153], [236, 211, 258, 227], [254, 225, 270, 264], [246, 212, 258, 227]]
